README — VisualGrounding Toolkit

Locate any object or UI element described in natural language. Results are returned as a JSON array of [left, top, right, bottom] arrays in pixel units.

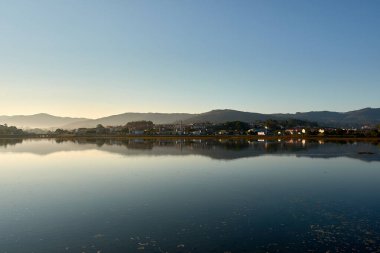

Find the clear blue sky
[[0, 0, 379, 118]]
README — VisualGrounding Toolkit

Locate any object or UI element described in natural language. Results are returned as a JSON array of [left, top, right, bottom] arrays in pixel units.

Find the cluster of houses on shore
[[52, 120, 380, 137], [1, 120, 379, 138]]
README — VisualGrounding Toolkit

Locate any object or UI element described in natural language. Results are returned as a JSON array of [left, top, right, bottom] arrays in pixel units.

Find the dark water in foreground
[[0, 139, 380, 253]]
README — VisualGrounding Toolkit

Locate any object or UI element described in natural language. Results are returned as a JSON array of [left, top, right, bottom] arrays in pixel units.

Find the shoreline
[[1, 135, 380, 142]]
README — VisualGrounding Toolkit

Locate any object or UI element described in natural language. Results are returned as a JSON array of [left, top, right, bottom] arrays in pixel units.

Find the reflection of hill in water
[[1, 138, 380, 162]]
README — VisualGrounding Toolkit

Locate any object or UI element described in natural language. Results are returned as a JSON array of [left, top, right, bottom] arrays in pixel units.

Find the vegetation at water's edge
[[0, 124, 26, 136], [2, 119, 380, 139]]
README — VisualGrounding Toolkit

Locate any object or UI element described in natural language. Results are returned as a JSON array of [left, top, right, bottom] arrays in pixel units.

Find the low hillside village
[[49, 120, 380, 138], [1, 120, 380, 138]]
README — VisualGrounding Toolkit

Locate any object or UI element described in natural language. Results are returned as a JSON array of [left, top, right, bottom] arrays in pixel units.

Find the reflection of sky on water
[[0, 140, 379, 252]]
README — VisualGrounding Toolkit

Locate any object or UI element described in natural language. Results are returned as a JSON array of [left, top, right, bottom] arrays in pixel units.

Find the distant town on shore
[[1, 107, 380, 138]]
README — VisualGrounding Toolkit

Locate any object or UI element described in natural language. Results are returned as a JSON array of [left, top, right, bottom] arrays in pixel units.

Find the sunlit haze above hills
[[1, 0, 379, 118]]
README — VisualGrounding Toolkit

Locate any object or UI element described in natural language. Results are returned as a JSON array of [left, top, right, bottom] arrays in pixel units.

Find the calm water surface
[[0, 139, 380, 253]]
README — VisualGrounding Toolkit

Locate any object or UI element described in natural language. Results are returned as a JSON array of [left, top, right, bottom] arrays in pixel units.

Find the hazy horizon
[[1, 0, 379, 118], [1, 106, 379, 120]]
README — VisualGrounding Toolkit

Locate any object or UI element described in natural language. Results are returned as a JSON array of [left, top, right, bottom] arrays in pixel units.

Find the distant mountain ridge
[[275, 107, 380, 127], [184, 108, 380, 127], [0, 113, 88, 129], [181, 109, 270, 124], [1, 108, 380, 129], [63, 113, 196, 129]]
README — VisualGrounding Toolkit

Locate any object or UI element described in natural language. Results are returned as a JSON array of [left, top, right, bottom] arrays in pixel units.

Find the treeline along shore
[[1, 119, 380, 140]]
